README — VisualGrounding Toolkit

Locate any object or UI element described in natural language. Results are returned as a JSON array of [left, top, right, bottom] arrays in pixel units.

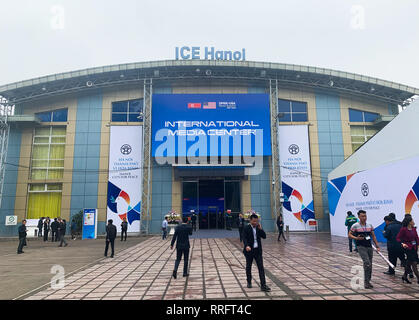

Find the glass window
[[36, 109, 68, 122], [31, 126, 66, 180], [111, 99, 143, 122], [291, 113, 308, 122], [278, 99, 291, 113], [278, 99, 308, 122], [111, 113, 128, 122], [349, 108, 379, 122], [349, 109, 364, 122], [27, 183, 62, 219], [364, 111, 379, 122], [52, 109, 68, 122], [350, 125, 378, 154], [292, 101, 307, 113], [112, 101, 128, 113]]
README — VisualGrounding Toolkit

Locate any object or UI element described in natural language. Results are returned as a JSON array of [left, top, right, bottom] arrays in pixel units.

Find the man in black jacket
[[170, 216, 193, 278], [58, 218, 68, 247], [51, 218, 59, 242], [383, 215, 409, 275], [120, 218, 128, 241], [105, 219, 117, 258], [276, 214, 286, 242], [242, 214, 271, 292], [17, 220, 27, 254], [37, 217, 44, 238]]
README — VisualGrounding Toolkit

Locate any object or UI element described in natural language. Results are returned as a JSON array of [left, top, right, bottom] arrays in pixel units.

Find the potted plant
[[165, 210, 182, 235]]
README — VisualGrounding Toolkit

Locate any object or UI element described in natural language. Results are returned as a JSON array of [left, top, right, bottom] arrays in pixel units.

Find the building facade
[[0, 60, 417, 236]]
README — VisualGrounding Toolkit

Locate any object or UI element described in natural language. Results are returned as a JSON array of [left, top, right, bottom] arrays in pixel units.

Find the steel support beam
[[140, 79, 153, 234], [269, 80, 281, 219]]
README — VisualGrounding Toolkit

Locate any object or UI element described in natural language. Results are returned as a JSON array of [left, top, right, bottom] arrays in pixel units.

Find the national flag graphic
[[188, 103, 201, 109], [203, 102, 217, 109]]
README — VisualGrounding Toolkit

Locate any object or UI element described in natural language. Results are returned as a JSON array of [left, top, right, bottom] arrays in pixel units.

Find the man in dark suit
[[238, 213, 245, 242], [170, 216, 193, 279], [17, 220, 27, 254], [51, 218, 58, 242], [242, 214, 271, 292], [120, 218, 128, 241], [105, 219, 117, 258]]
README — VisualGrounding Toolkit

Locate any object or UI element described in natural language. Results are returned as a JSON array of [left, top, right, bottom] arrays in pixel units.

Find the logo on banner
[[282, 181, 315, 223], [203, 102, 216, 109], [107, 181, 141, 225], [288, 144, 300, 155], [120, 144, 132, 155], [405, 177, 419, 214], [361, 183, 369, 197]]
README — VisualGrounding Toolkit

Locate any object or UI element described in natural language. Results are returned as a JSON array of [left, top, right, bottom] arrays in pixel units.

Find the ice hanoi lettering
[[175, 46, 246, 61]]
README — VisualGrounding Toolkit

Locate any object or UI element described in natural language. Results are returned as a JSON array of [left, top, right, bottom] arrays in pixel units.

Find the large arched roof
[[0, 60, 417, 105]]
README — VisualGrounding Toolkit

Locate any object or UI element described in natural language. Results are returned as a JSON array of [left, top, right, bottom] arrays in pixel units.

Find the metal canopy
[[0, 60, 417, 105]]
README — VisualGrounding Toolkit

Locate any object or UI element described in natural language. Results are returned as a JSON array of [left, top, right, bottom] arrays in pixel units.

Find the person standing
[[396, 215, 419, 284], [43, 217, 50, 242], [37, 217, 44, 238], [276, 214, 286, 242], [17, 220, 27, 254], [348, 210, 380, 289], [58, 218, 68, 247], [242, 214, 271, 292], [162, 217, 168, 240], [105, 219, 117, 258], [70, 219, 77, 240], [383, 215, 405, 275], [120, 218, 128, 241], [51, 218, 59, 242], [170, 216, 192, 279], [238, 213, 245, 242], [345, 211, 358, 252], [191, 213, 197, 232]]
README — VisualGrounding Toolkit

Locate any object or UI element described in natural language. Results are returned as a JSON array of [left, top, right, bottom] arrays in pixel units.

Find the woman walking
[[396, 215, 419, 284]]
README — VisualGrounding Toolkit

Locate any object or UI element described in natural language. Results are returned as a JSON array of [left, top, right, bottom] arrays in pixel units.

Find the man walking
[[348, 210, 380, 289], [345, 211, 358, 252], [170, 216, 192, 279], [37, 217, 44, 238], [191, 213, 197, 232], [17, 220, 27, 254], [242, 214, 271, 292], [383, 215, 407, 275], [121, 218, 128, 241], [105, 219, 117, 258], [162, 217, 168, 240], [51, 218, 59, 242], [276, 214, 286, 242], [58, 218, 68, 247], [43, 217, 50, 242]]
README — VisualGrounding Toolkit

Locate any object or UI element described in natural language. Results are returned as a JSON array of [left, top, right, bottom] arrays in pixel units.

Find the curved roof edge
[[0, 59, 418, 103]]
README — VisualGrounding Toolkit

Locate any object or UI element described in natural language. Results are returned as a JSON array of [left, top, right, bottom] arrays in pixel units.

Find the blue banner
[[151, 94, 271, 157]]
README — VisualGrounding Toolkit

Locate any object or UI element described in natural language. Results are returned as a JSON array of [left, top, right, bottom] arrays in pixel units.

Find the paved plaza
[[15, 232, 419, 300]]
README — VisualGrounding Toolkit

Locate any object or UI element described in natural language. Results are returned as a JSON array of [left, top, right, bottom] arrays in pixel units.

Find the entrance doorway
[[182, 179, 241, 230]]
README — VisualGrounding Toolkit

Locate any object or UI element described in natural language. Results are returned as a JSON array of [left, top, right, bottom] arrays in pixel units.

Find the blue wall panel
[[70, 93, 103, 227], [315, 92, 344, 231], [0, 128, 22, 236], [250, 157, 273, 232]]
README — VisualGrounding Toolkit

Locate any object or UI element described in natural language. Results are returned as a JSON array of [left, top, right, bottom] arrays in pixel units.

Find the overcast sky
[[0, 0, 418, 87]]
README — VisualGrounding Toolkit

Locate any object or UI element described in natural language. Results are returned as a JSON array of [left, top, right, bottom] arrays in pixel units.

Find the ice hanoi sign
[[175, 46, 246, 61], [107, 126, 143, 233]]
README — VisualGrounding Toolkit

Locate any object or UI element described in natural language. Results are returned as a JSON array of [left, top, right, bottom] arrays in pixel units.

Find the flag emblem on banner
[[203, 102, 217, 109], [188, 103, 201, 109]]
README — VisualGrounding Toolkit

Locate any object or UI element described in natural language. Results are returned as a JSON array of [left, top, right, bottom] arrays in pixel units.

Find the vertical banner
[[82, 208, 97, 239], [278, 125, 315, 231], [107, 126, 143, 233]]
